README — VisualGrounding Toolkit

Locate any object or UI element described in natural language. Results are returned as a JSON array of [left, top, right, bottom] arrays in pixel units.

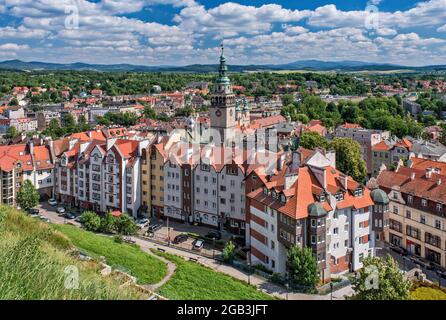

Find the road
[[376, 246, 445, 287]]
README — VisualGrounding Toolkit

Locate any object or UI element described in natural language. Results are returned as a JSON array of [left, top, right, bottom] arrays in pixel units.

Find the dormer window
[[280, 195, 287, 203], [271, 191, 277, 198], [437, 203, 443, 212], [335, 192, 344, 201], [354, 188, 363, 197], [422, 199, 428, 207], [263, 187, 268, 195], [319, 194, 325, 202]]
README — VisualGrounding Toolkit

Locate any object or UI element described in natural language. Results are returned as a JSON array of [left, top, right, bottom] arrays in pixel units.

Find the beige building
[[377, 163, 446, 267]]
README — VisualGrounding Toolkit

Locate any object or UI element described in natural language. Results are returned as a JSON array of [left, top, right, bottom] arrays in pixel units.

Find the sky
[[0, 0, 445, 66]]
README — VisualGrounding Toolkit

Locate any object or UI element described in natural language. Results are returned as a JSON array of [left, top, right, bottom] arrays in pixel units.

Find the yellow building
[[141, 140, 167, 218]]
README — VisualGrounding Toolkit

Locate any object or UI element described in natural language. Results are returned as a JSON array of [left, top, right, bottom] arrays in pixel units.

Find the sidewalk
[[133, 236, 351, 300]]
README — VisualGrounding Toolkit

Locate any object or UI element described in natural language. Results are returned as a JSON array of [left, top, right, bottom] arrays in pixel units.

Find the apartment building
[[372, 138, 412, 176], [335, 123, 390, 175], [247, 149, 375, 281], [0, 143, 54, 206], [55, 137, 148, 218], [377, 160, 446, 267]]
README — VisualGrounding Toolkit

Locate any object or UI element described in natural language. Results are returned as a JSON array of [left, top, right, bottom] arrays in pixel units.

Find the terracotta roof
[[372, 140, 391, 152], [409, 157, 446, 175], [340, 123, 362, 129]]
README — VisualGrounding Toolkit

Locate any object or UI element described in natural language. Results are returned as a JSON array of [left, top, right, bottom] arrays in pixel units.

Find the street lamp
[[437, 270, 442, 287], [285, 282, 289, 301], [247, 262, 251, 285], [330, 282, 334, 301]]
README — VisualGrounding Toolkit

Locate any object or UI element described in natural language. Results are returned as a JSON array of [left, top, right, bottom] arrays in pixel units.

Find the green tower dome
[[371, 189, 390, 205], [308, 203, 328, 217]]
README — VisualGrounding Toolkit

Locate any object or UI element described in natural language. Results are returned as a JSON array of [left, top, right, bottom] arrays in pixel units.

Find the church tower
[[210, 44, 236, 146]]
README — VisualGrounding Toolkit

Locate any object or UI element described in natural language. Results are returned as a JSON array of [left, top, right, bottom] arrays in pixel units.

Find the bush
[[114, 234, 123, 244], [115, 214, 138, 236], [270, 272, 284, 284], [80, 211, 101, 232], [222, 241, 236, 263], [100, 212, 117, 234]]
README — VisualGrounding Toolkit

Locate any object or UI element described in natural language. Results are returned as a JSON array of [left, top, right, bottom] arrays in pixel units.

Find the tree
[[349, 255, 411, 300], [8, 97, 18, 106], [80, 211, 102, 232], [281, 94, 295, 106], [330, 138, 367, 182], [5, 126, 19, 139], [222, 241, 236, 263], [100, 212, 117, 234], [286, 246, 319, 290], [299, 131, 328, 150], [16, 180, 39, 211], [115, 214, 138, 236]]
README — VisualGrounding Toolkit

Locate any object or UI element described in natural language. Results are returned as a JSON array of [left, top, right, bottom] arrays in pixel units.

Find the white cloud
[[0, 43, 30, 51], [438, 24, 446, 32]]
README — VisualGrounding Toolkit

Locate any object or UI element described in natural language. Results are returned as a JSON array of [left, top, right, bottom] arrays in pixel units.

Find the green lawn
[[411, 286, 446, 300], [53, 224, 167, 285], [153, 251, 273, 300]]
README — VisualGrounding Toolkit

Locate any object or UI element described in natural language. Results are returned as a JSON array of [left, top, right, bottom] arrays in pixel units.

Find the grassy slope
[[153, 251, 273, 300], [53, 224, 167, 285], [0, 206, 147, 300]]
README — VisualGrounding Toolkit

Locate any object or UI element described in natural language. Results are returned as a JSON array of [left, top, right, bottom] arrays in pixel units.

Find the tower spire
[[217, 43, 230, 85]]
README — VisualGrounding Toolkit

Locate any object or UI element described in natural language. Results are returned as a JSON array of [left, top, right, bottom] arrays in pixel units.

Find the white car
[[56, 207, 66, 214], [48, 198, 58, 206]]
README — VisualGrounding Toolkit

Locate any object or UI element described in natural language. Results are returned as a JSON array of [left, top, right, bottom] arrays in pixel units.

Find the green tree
[[286, 246, 319, 290], [80, 211, 102, 232], [5, 126, 19, 139], [330, 138, 367, 182], [349, 255, 411, 300], [16, 180, 40, 211], [222, 241, 236, 263], [115, 214, 138, 236], [299, 131, 327, 150], [281, 94, 295, 106], [100, 212, 117, 234], [8, 97, 18, 106]]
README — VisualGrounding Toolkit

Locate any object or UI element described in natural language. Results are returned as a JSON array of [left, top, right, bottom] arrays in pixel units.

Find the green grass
[[153, 250, 273, 300], [53, 224, 167, 285], [411, 286, 446, 300], [0, 206, 148, 300]]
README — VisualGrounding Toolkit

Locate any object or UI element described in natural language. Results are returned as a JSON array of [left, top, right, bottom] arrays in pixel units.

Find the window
[[420, 215, 426, 224], [406, 225, 420, 240], [435, 220, 441, 230], [311, 235, 316, 244], [406, 210, 411, 219], [407, 195, 413, 204], [333, 227, 339, 235], [421, 199, 428, 207], [437, 204, 443, 212], [359, 253, 364, 263], [311, 219, 317, 228], [393, 206, 399, 214]]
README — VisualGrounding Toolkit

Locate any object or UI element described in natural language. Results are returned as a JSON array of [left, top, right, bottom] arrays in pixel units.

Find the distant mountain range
[[0, 59, 445, 73]]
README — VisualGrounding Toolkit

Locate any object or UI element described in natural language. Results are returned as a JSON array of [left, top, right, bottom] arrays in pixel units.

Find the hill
[[1, 59, 444, 73], [0, 206, 149, 300]]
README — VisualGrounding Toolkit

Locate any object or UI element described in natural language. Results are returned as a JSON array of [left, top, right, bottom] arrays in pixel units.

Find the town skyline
[[1, 0, 446, 66]]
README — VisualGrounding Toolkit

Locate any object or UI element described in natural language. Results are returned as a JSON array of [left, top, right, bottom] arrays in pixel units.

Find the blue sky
[[0, 0, 445, 66]]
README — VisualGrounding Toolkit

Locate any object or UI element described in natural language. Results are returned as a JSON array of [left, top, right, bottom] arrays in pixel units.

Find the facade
[[0, 143, 54, 205], [371, 138, 412, 176], [247, 149, 375, 281], [55, 137, 148, 218], [377, 162, 446, 267]]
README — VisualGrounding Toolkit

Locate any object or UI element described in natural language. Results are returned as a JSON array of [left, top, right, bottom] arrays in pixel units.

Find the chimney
[[426, 168, 433, 179], [411, 172, 416, 181], [437, 178, 442, 186]]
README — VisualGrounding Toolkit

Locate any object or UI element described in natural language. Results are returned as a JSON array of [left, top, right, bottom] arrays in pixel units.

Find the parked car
[[173, 234, 188, 244], [64, 212, 76, 220], [147, 224, 161, 233], [411, 257, 435, 270], [27, 208, 40, 216], [193, 239, 205, 251], [56, 207, 66, 214], [48, 198, 58, 206], [137, 218, 150, 229], [205, 231, 222, 240], [390, 246, 408, 256]]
